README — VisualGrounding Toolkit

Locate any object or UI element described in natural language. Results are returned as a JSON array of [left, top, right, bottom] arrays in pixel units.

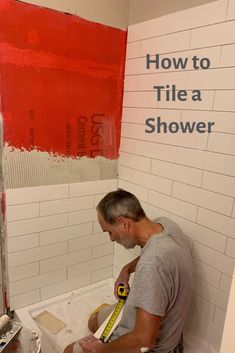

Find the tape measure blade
[[100, 301, 124, 341], [94, 306, 124, 342]]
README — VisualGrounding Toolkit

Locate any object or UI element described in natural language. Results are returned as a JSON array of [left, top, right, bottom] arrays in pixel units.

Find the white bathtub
[[16, 279, 115, 353], [15, 278, 204, 353]]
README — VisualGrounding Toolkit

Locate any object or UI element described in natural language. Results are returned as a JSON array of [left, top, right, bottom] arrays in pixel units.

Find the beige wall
[[220, 268, 235, 353], [129, 0, 217, 24], [21, 0, 130, 29]]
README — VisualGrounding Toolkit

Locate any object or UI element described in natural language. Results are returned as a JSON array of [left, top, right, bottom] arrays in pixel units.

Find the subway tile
[[119, 137, 134, 154], [124, 75, 138, 91], [9, 269, 66, 296], [131, 246, 141, 257], [175, 147, 235, 177], [166, 0, 227, 33], [123, 91, 214, 110], [93, 221, 103, 234], [7, 203, 40, 222], [193, 276, 229, 311], [8, 233, 39, 253], [94, 193, 107, 206], [219, 273, 232, 294], [119, 152, 151, 173], [220, 44, 235, 67], [193, 258, 221, 287], [153, 126, 208, 150], [197, 207, 235, 239], [68, 208, 97, 226], [69, 179, 117, 197], [118, 179, 148, 202], [9, 263, 39, 282], [127, 16, 166, 42], [187, 237, 194, 254], [214, 308, 226, 328], [125, 57, 150, 76], [141, 201, 169, 219], [227, 0, 235, 20], [7, 214, 68, 237], [172, 182, 233, 216], [68, 233, 109, 253], [91, 266, 113, 283], [40, 196, 94, 216], [181, 110, 235, 134], [184, 310, 212, 349], [126, 41, 141, 59], [113, 254, 130, 271], [10, 289, 40, 310], [208, 319, 225, 347], [8, 242, 67, 268], [40, 248, 92, 273], [125, 47, 220, 75], [192, 293, 216, 321], [193, 241, 234, 276], [41, 273, 90, 301], [122, 107, 181, 125], [120, 137, 176, 162], [185, 68, 235, 90], [6, 184, 68, 206], [138, 71, 187, 91], [40, 222, 93, 245], [119, 166, 172, 195], [148, 190, 197, 221], [151, 160, 202, 187], [121, 122, 154, 141], [202, 171, 235, 198], [68, 255, 113, 279], [190, 21, 235, 49], [92, 243, 114, 258], [131, 139, 177, 163], [183, 306, 214, 346], [226, 238, 235, 259], [207, 133, 235, 156], [114, 244, 137, 263], [214, 90, 235, 112], [169, 214, 227, 253], [140, 31, 191, 56], [123, 91, 153, 108]]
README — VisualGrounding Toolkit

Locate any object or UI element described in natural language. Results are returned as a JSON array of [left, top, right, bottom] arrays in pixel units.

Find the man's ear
[[117, 217, 130, 229]]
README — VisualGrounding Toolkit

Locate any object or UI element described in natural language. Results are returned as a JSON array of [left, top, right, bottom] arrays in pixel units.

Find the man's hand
[[114, 267, 130, 299], [79, 334, 104, 353], [114, 257, 140, 299]]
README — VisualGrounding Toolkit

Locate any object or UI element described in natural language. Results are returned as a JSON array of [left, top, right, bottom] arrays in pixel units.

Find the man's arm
[[80, 307, 162, 353], [114, 257, 140, 297], [124, 256, 140, 274]]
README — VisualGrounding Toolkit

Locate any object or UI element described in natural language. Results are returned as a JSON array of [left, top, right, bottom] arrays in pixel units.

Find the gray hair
[[96, 189, 146, 224]]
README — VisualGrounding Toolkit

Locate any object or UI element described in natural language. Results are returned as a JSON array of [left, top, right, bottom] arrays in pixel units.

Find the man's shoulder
[[154, 217, 182, 233], [141, 217, 191, 263]]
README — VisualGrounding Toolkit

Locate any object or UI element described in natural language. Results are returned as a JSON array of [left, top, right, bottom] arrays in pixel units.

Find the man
[[66, 189, 193, 353]]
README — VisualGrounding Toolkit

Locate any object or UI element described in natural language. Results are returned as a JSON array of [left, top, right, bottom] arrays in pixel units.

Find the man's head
[[96, 189, 146, 249]]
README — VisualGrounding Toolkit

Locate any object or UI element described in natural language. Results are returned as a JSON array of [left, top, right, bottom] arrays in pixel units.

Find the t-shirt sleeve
[[128, 263, 171, 317]]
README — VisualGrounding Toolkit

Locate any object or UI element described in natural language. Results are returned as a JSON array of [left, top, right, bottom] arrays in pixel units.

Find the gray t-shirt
[[111, 217, 193, 352]]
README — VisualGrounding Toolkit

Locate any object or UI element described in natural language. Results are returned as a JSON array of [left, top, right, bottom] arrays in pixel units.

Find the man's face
[[97, 212, 136, 249]]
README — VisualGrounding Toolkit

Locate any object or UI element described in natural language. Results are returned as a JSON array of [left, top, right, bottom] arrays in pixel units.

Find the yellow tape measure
[[100, 284, 128, 342]]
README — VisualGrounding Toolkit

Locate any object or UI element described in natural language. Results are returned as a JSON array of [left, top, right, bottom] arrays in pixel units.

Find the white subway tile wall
[[6, 179, 117, 309], [118, 1, 235, 352], [4, 2, 235, 352]]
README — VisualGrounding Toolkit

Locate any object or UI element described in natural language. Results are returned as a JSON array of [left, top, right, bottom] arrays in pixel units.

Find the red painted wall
[[0, 0, 126, 159]]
